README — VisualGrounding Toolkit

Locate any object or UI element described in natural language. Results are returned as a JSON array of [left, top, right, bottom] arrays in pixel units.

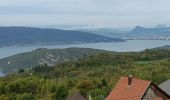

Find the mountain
[[129, 26, 170, 36], [0, 48, 108, 73], [77, 26, 170, 40], [153, 45, 170, 50], [0, 27, 124, 47], [154, 24, 168, 28], [1, 45, 170, 74], [76, 28, 129, 38]]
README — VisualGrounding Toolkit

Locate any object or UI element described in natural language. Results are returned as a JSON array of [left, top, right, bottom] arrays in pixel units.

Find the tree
[[55, 85, 68, 100], [78, 80, 95, 96], [18, 69, 25, 73], [16, 93, 35, 100]]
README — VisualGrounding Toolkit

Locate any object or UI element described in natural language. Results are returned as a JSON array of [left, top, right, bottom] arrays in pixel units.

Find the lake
[[0, 40, 170, 60], [0, 40, 170, 77], [0, 72, 4, 77]]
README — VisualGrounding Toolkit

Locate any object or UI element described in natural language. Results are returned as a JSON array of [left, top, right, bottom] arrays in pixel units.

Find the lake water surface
[[0, 40, 169, 59], [0, 72, 4, 77]]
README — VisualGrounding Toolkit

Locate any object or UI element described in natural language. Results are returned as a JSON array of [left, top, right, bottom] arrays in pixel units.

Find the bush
[[16, 93, 35, 100], [55, 85, 68, 100]]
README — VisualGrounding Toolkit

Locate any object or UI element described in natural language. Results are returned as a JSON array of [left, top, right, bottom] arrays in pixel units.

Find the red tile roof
[[106, 77, 151, 100]]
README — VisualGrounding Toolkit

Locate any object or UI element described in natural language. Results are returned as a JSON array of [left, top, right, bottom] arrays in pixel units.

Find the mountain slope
[[1, 45, 170, 74], [0, 48, 108, 73], [153, 45, 170, 50], [76, 28, 128, 38], [0, 27, 124, 47], [129, 26, 170, 36]]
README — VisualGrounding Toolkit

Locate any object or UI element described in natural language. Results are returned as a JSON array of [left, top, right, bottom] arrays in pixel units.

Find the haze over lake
[[0, 40, 169, 59], [0, 72, 4, 77]]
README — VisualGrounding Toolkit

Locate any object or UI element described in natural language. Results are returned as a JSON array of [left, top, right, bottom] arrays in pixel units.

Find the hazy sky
[[0, 0, 170, 27]]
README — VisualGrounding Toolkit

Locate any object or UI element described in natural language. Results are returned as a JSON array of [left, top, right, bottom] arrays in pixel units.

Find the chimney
[[128, 75, 132, 87]]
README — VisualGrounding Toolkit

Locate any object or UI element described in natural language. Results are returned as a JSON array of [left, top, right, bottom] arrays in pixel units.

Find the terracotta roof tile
[[106, 77, 151, 100]]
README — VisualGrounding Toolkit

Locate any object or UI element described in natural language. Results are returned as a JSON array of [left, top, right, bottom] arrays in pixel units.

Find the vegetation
[[0, 48, 170, 100], [0, 48, 107, 73], [0, 27, 124, 47]]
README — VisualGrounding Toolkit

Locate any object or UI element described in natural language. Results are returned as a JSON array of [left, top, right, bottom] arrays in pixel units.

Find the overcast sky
[[0, 0, 170, 27]]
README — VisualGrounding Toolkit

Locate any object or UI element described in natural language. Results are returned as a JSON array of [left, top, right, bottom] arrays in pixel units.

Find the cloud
[[0, 0, 170, 27], [1, 0, 170, 15]]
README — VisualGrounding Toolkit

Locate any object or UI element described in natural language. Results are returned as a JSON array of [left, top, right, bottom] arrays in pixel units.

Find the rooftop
[[67, 93, 87, 100], [106, 77, 151, 100], [159, 79, 170, 95]]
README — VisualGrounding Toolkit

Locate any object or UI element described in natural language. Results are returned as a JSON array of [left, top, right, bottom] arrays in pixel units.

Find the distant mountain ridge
[[72, 26, 170, 40], [0, 26, 124, 47], [129, 26, 170, 36], [153, 45, 170, 50], [77, 28, 128, 38]]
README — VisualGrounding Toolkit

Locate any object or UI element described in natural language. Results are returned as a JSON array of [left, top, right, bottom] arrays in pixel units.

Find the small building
[[67, 93, 87, 100], [159, 79, 170, 96], [106, 75, 170, 100]]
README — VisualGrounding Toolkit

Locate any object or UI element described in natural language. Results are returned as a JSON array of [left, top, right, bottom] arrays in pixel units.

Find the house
[[159, 79, 170, 96], [106, 75, 170, 100], [67, 93, 87, 100]]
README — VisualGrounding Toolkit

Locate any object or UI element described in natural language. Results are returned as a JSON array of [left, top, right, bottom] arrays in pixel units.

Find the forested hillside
[[0, 48, 170, 100], [0, 48, 107, 73], [0, 27, 124, 47]]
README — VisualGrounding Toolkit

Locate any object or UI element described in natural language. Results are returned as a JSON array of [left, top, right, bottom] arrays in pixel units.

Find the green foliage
[[55, 85, 68, 100], [18, 69, 25, 73], [78, 80, 95, 96], [16, 93, 35, 100], [0, 49, 170, 99], [0, 48, 106, 73]]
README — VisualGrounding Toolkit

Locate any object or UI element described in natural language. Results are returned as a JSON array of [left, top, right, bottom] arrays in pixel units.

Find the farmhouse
[[107, 75, 170, 100]]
